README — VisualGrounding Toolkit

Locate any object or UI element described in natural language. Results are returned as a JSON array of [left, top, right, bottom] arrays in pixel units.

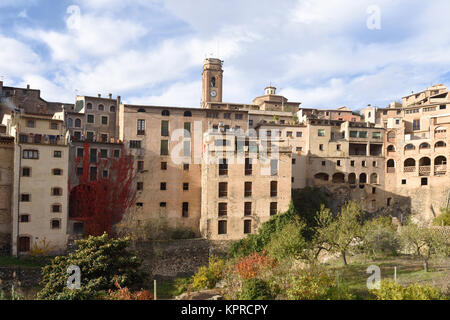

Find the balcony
[[404, 166, 415, 173], [434, 165, 447, 176], [20, 134, 66, 145], [419, 166, 431, 176]]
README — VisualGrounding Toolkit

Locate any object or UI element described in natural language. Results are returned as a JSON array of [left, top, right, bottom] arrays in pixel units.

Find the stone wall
[[0, 267, 42, 289], [133, 239, 231, 279]]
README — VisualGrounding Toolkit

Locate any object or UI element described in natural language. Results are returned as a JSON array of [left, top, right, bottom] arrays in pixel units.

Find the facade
[[0, 61, 448, 254]]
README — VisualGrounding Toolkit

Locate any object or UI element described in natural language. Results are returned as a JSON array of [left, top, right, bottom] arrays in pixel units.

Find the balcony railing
[[404, 166, 416, 173], [434, 165, 447, 176], [387, 167, 395, 173], [419, 166, 431, 176], [20, 134, 66, 145]]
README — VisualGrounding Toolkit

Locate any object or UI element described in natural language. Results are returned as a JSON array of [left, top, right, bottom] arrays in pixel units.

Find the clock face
[[210, 90, 217, 97]]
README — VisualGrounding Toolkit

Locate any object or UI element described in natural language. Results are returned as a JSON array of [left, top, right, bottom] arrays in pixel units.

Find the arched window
[[332, 173, 345, 183], [434, 156, 447, 165], [86, 103, 92, 110], [98, 104, 104, 111], [348, 173, 356, 185], [387, 131, 396, 142], [387, 159, 395, 173], [404, 158, 416, 167], [184, 111, 192, 117], [404, 144, 415, 150], [435, 141, 446, 148], [110, 106, 116, 112], [210, 77, 216, 87], [75, 118, 81, 128], [314, 173, 329, 182], [419, 142, 431, 149], [137, 108, 146, 113], [162, 110, 170, 116], [67, 118, 73, 128], [370, 173, 378, 184], [419, 157, 431, 166], [387, 145, 396, 152], [359, 173, 367, 184]]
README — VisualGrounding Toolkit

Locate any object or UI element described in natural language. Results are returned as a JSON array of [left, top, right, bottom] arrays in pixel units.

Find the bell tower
[[202, 58, 223, 108]]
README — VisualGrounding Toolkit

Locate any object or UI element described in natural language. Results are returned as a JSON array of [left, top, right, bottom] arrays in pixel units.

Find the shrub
[[370, 280, 444, 300], [362, 217, 400, 258], [191, 256, 226, 291], [434, 207, 450, 226], [239, 278, 273, 300], [286, 269, 354, 300], [266, 219, 307, 261], [234, 251, 277, 280], [37, 233, 147, 300], [108, 277, 153, 300]]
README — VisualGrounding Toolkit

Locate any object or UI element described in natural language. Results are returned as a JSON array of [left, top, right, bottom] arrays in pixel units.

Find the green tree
[[266, 218, 307, 261], [38, 233, 147, 300], [400, 223, 448, 272], [433, 207, 450, 226], [362, 217, 400, 258], [315, 201, 364, 265]]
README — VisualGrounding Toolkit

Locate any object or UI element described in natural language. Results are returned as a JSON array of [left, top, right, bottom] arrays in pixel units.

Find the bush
[[191, 256, 226, 291], [234, 251, 277, 280], [239, 278, 273, 300], [370, 280, 444, 300], [108, 277, 153, 300], [434, 207, 450, 226], [266, 219, 307, 261], [286, 269, 354, 300], [362, 217, 400, 258], [37, 233, 147, 300]]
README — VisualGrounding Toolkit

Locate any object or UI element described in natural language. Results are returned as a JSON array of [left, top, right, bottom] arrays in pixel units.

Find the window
[[20, 215, 30, 223], [18, 236, 30, 252], [129, 140, 141, 149], [89, 148, 97, 163], [387, 198, 392, 206], [160, 182, 167, 191], [372, 132, 381, 139], [162, 110, 170, 116], [218, 182, 228, 198], [74, 131, 81, 140], [183, 141, 191, 157], [373, 161, 377, 167], [245, 158, 252, 175], [322, 161, 326, 166], [21, 194, 30, 202], [319, 144, 324, 151], [99, 116, 107, 125], [270, 159, 278, 175], [235, 114, 243, 120], [244, 182, 252, 197], [349, 131, 357, 138], [75, 118, 81, 127], [50, 122, 58, 130], [137, 119, 146, 135], [102, 170, 108, 178], [54, 151, 62, 158], [110, 106, 116, 112], [402, 179, 406, 185], [183, 183, 189, 191], [19, 134, 27, 143], [372, 187, 376, 194], [337, 144, 341, 151], [337, 160, 341, 167], [296, 132, 302, 137], [52, 188, 62, 196], [137, 182, 143, 191], [159, 120, 170, 137], [292, 158, 296, 165], [87, 115, 94, 123], [51, 219, 61, 229], [52, 204, 61, 213], [182, 202, 189, 217], [26, 120, 35, 128], [244, 202, 252, 216], [362, 161, 367, 167], [218, 221, 227, 235], [159, 202, 166, 208], [219, 159, 228, 175], [76, 167, 83, 176], [350, 160, 355, 167], [136, 202, 144, 207], [161, 140, 169, 155], [270, 181, 278, 197], [86, 103, 92, 110], [23, 150, 38, 159], [218, 203, 227, 216], [52, 168, 62, 176], [184, 111, 192, 117], [421, 178, 428, 186], [22, 167, 31, 177], [296, 147, 302, 152], [244, 220, 252, 234], [440, 104, 447, 110], [100, 149, 108, 158], [98, 104, 104, 111], [183, 163, 190, 171], [184, 122, 191, 138], [114, 150, 120, 158], [249, 120, 253, 126], [159, 162, 167, 170], [224, 113, 231, 119], [413, 119, 420, 131], [86, 132, 94, 141], [270, 202, 277, 216], [138, 161, 144, 172], [286, 131, 293, 138], [359, 131, 367, 138], [90, 167, 97, 181], [318, 129, 325, 137]]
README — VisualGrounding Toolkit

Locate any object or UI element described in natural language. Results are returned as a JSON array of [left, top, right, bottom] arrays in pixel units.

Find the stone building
[[0, 131, 14, 253]]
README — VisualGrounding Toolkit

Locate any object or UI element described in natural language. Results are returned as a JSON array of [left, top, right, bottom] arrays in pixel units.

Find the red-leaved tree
[[69, 142, 136, 236]]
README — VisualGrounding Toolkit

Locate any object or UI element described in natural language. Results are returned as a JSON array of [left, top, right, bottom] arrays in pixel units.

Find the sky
[[1, 0, 450, 110]]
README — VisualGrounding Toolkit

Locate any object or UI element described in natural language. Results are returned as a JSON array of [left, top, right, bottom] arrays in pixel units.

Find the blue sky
[[1, 0, 450, 110]]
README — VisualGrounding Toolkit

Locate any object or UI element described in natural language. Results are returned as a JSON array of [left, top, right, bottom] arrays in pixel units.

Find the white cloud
[[0, 35, 42, 78]]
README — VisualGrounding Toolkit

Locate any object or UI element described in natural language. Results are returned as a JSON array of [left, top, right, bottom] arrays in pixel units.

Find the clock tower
[[202, 58, 223, 108]]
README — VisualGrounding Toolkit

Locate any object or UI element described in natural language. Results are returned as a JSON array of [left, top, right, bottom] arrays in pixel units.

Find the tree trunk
[[423, 260, 429, 272], [342, 250, 347, 265]]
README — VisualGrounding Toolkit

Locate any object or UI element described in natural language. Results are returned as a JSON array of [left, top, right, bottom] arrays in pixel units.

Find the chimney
[[98, 94, 101, 98], [27, 84, 30, 89]]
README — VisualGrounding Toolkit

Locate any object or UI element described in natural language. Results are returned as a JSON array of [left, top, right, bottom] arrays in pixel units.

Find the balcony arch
[[435, 156, 447, 165], [332, 172, 345, 183], [404, 144, 415, 151], [404, 158, 416, 173], [419, 157, 431, 166], [359, 173, 367, 184], [386, 159, 395, 173], [387, 145, 396, 152], [435, 141, 446, 148], [162, 110, 170, 116], [434, 156, 447, 176], [419, 157, 431, 176]]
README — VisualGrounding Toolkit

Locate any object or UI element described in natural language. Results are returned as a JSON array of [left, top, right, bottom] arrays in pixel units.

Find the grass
[[0, 255, 50, 268], [155, 277, 191, 300], [325, 254, 450, 299]]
